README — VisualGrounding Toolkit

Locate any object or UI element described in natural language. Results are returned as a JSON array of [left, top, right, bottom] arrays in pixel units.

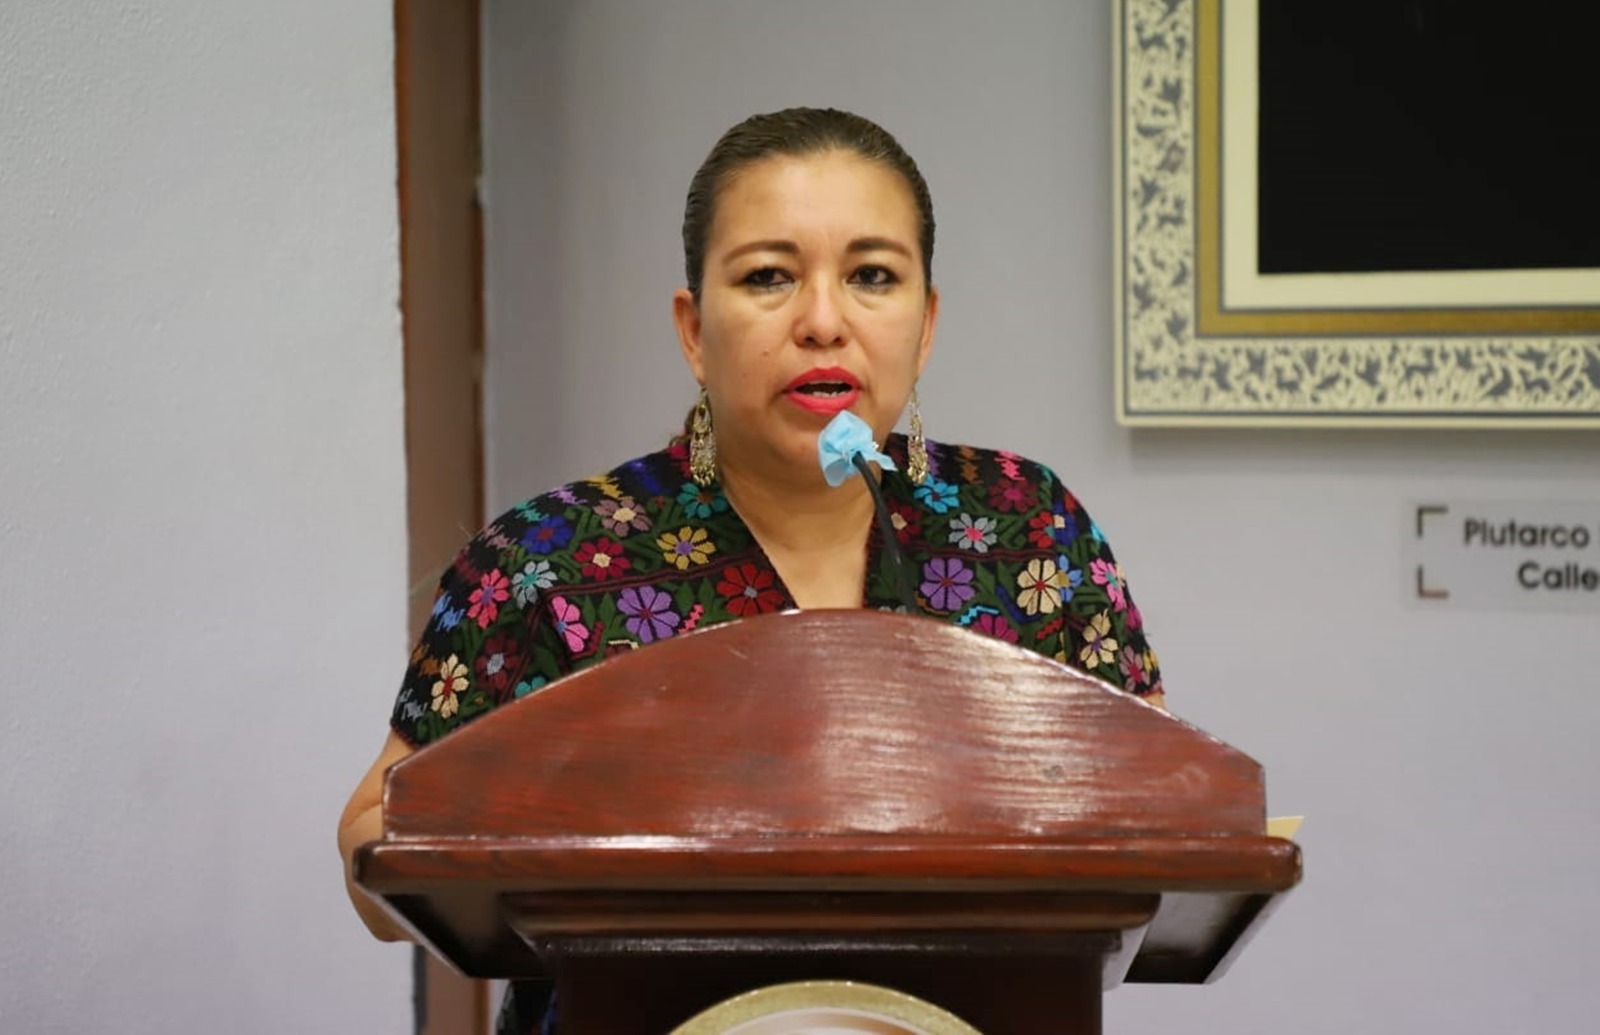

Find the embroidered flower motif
[[618, 584, 680, 644], [1117, 645, 1146, 691], [430, 654, 469, 718], [914, 477, 959, 514], [677, 482, 730, 520], [574, 537, 630, 581], [548, 595, 589, 654], [594, 496, 652, 536], [522, 516, 573, 556], [475, 635, 522, 700], [467, 569, 510, 629], [948, 513, 998, 553], [1079, 612, 1119, 668], [1090, 558, 1127, 611], [1026, 511, 1057, 550], [1016, 558, 1065, 615], [920, 556, 976, 613], [512, 559, 556, 606], [1058, 556, 1084, 605], [1055, 504, 1079, 543], [716, 563, 785, 617], [657, 526, 716, 570], [988, 477, 1035, 514], [971, 612, 1019, 643], [513, 676, 547, 699], [889, 502, 922, 544]]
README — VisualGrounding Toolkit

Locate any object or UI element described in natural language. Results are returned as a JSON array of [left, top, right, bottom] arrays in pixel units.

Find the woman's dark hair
[[681, 107, 935, 302]]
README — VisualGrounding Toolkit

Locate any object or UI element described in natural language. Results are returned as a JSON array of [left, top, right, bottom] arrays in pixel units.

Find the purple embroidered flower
[[920, 556, 976, 613], [617, 584, 681, 644]]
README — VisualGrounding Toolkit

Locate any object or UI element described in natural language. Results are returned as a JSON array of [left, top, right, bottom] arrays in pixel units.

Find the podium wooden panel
[[356, 611, 1299, 1032]]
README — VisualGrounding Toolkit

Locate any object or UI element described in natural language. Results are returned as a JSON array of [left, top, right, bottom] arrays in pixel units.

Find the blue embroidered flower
[[521, 516, 573, 556], [915, 477, 959, 514], [1057, 555, 1084, 604], [676, 482, 731, 520], [513, 676, 548, 699]]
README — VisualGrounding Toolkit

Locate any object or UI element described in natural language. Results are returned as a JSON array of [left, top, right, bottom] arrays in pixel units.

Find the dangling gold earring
[[907, 386, 928, 485], [689, 387, 717, 487]]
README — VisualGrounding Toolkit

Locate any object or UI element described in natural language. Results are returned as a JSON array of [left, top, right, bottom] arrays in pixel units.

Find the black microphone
[[851, 452, 920, 613], [817, 411, 919, 613]]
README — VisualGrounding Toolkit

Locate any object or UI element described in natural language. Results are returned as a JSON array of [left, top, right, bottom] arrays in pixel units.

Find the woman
[[339, 107, 1164, 1033]]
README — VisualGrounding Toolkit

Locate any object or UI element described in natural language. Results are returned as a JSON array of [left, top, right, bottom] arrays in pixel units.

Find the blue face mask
[[816, 411, 897, 487]]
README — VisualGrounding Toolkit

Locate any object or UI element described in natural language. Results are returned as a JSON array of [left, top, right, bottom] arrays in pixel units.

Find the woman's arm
[[337, 729, 417, 941]]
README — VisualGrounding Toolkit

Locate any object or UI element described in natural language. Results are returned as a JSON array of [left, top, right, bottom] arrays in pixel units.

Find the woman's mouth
[[784, 369, 861, 414]]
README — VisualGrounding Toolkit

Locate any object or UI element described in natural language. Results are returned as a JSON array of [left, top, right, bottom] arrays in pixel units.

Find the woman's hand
[[337, 729, 417, 941]]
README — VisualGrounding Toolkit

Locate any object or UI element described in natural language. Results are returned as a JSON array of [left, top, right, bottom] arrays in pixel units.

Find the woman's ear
[[673, 287, 706, 384], [915, 285, 940, 379]]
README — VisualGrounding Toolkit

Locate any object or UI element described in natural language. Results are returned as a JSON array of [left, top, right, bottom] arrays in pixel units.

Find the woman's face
[[674, 150, 938, 486]]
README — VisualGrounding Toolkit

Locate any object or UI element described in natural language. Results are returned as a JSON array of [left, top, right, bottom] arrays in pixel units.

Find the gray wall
[[483, 1, 1600, 1030], [0, 1, 411, 1030]]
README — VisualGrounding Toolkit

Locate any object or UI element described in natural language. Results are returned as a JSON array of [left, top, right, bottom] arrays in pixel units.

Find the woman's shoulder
[[909, 436, 1071, 500], [478, 443, 695, 547]]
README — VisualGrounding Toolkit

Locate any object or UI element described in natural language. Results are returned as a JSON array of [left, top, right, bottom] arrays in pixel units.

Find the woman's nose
[[792, 277, 845, 347]]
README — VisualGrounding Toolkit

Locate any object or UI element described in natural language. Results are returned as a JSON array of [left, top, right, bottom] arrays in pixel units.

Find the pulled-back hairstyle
[[681, 107, 935, 302]]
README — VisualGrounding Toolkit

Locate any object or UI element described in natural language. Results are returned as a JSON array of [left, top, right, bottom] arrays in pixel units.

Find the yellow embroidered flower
[[1017, 557, 1064, 615], [657, 526, 716, 570], [1078, 612, 1119, 669], [430, 653, 469, 718]]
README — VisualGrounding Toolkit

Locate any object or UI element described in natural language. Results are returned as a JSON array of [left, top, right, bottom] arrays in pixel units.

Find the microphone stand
[[851, 454, 920, 613]]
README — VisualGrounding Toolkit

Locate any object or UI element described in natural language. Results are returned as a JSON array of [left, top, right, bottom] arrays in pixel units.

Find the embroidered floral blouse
[[391, 434, 1163, 746]]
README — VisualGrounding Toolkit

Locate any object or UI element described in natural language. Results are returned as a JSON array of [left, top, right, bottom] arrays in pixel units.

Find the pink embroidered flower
[[548, 595, 589, 653], [1090, 558, 1127, 612], [467, 569, 510, 628], [1118, 645, 1146, 691], [971, 613, 1019, 644]]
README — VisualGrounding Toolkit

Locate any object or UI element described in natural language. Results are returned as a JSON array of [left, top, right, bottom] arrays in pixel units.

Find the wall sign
[[1407, 502, 1600, 611]]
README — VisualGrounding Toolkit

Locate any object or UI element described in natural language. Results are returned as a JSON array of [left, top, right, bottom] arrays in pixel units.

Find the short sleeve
[[389, 526, 561, 747], [1045, 471, 1165, 700]]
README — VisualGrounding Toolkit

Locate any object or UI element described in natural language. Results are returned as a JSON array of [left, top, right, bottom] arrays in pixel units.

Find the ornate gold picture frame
[[1113, 0, 1600, 426]]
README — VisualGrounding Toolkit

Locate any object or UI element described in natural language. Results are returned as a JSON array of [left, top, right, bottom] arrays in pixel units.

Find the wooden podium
[[355, 612, 1299, 1032]]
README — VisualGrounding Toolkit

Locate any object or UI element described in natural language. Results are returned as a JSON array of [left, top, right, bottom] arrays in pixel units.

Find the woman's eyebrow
[[846, 236, 913, 258], [721, 237, 913, 263], [722, 239, 800, 264]]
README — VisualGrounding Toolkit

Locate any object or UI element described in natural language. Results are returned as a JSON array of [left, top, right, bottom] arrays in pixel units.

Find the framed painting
[[1113, 0, 1600, 426]]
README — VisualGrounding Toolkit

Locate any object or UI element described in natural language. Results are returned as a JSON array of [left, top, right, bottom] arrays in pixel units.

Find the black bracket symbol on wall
[[1415, 504, 1449, 599]]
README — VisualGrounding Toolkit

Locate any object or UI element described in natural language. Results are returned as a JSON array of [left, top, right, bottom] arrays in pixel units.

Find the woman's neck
[[717, 456, 877, 556], [715, 453, 879, 609]]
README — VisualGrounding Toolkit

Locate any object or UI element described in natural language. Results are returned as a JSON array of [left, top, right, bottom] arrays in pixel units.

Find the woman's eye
[[742, 267, 791, 290], [851, 265, 898, 290]]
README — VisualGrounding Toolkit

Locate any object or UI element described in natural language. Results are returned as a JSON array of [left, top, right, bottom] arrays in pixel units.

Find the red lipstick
[[783, 367, 861, 415]]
